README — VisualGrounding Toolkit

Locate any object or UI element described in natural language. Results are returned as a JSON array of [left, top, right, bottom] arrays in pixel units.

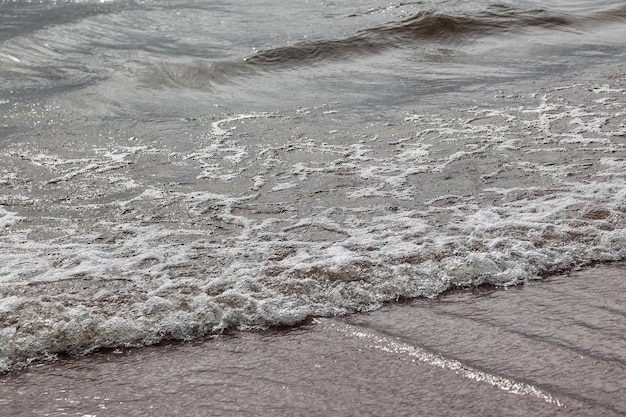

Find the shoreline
[[4, 258, 621, 373], [1, 261, 624, 416]]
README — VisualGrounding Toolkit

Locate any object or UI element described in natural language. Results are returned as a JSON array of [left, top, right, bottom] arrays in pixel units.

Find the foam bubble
[[1, 78, 626, 372]]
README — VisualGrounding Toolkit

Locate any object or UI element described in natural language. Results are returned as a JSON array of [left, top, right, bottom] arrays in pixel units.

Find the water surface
[[1, 0, 625, 372]]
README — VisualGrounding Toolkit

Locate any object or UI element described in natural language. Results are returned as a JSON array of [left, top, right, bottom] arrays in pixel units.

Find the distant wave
[[146, 6, 576, 89], [151, 4, 626, 89], [244, 6, 576, 66]]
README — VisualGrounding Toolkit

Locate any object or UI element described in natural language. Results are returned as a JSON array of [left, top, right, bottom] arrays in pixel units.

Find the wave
[[1, 78, 626, 372], [243, 6, 576, 67], [150, 4, 626, 89], [144, 5, 577, 90], [4, 2, 625, 93]]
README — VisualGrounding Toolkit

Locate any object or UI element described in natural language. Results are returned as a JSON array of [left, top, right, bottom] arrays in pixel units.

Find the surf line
[[318, 319, 565, 407]]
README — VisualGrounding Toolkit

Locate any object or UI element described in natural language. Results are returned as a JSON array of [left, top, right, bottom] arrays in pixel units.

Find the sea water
[[1, 0, 625, 372]]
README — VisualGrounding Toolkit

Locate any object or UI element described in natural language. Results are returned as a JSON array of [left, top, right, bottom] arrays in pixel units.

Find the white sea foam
[[1, 75, 626, 372]]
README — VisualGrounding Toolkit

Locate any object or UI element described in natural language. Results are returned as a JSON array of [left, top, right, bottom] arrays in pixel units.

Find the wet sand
[[1, 262, 624, 416]]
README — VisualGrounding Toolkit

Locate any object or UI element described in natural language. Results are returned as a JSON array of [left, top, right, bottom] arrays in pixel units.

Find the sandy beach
[[1, 262, 624, 417], [2, 2, 626, 416]]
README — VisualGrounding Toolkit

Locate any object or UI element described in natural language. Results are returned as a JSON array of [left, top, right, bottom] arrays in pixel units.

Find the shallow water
[[1, 263, 624, 416], [1, 0, 626, 372]]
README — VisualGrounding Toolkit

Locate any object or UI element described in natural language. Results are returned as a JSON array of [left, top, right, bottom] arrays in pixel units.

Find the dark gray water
[[1, 0, 626, 372]]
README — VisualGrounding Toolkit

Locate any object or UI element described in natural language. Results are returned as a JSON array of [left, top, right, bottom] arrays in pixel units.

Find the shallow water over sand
[[1, 263, 624, 416], [1, 0, 626, 377]]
